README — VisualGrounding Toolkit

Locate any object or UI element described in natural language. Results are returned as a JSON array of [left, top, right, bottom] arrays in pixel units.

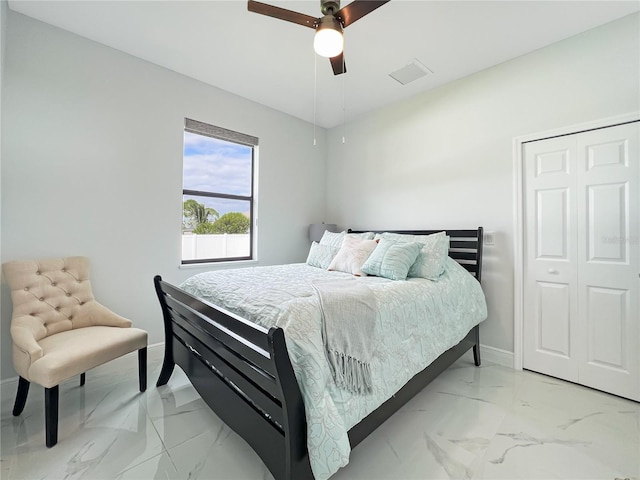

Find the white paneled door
[[523, 121, 639, 401]]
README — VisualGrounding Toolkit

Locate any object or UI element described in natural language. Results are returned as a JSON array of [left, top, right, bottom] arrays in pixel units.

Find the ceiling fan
[[248, 0, 390, 75]]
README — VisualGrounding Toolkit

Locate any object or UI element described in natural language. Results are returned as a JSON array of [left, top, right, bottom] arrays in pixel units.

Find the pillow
[[382, 231, 449, 280], [327, 236, 378, 276], [361, 238, 422, 280], [319, 230, 346, 249], [380, 231, 434, 244], [320, 230, 375, 248], [350, 231, 375, 240], [306, 242, 339, 269]]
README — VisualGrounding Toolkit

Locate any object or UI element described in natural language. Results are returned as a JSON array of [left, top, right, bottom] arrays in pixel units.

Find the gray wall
[[0, 12, 326, 380], [325, 13, 640, 356]]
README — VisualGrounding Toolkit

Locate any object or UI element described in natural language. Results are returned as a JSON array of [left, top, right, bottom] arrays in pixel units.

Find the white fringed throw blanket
[[313, 280, 377, 394]]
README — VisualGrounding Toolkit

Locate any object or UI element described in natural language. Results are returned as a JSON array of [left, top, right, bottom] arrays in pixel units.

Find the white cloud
[[183, 132, 253, 215]]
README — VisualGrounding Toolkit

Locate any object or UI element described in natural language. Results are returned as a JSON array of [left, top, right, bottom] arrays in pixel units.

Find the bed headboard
[[347, 227, 484, 283]]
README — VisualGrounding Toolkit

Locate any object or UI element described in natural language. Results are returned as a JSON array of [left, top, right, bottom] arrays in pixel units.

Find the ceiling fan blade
[[248, 1, 317, 29], [336, 0, 390, 28], [330, 53, 347, 75]]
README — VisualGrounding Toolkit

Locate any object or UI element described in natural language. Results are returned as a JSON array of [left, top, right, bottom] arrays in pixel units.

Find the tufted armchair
[[2, 256, 147, 447]]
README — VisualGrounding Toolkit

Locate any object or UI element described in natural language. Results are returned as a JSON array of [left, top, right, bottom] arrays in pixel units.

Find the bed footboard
[[153, 276, 313, 480]]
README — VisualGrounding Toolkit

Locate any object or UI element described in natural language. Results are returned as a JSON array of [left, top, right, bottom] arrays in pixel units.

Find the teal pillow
[[382, 231, 449, 280], [361, 238, 422, 280], [319, 230, 375, 248], [319, 230, 346, 249], [306, 242, 339, 269]]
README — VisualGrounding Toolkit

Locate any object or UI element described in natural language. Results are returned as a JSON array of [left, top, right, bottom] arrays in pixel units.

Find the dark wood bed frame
[[153, 227, 484, 480]]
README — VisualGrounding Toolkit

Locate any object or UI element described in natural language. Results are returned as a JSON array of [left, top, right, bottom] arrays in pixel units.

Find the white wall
[[0, 0, 6, 374], [325, 14, 640, 356], [2, 10, 637, 381], [0, 12, 327, 380]]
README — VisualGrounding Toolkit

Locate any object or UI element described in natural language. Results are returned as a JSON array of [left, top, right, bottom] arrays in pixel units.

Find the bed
[[153, 228, 486, 480]]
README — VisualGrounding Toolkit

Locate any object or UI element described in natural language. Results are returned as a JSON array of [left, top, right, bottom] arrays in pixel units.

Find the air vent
[[389, 59, 432, 85]]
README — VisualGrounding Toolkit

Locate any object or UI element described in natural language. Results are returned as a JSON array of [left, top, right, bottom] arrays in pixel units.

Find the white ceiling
[[8, 0, 640, 128]]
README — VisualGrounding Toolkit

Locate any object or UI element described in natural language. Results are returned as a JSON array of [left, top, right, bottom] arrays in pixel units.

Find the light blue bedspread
[[180, 258, 487, 479]]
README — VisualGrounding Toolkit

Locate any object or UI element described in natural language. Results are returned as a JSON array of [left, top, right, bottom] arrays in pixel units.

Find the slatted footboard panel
[[153, 276, 312, 480]]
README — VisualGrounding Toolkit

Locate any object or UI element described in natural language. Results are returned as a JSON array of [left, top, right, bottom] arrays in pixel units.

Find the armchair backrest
[[3, 256, 97, 341]]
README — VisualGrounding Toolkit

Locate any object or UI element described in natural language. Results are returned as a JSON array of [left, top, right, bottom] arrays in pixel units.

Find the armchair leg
[[13, 377, 30, 416], [45, 385, 59, 447], [138, 347, 147, 392], [80, 373, 86, 386]]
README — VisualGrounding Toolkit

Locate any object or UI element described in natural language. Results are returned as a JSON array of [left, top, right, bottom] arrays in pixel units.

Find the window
[[182, 118, 257, 264]]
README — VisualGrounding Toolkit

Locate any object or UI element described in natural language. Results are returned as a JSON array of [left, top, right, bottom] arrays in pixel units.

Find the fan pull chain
[[342, 44, 346, 144], [313, 52, 318, 146]]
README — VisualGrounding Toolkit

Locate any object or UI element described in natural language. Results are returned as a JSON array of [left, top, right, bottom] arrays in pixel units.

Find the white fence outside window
[[182, 233, 250, 261]]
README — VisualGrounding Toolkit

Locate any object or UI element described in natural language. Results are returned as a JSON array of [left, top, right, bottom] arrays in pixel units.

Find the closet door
[[576, 123, 639, 400], [523, 121, 639, 401], [523, 135, 579, 383]]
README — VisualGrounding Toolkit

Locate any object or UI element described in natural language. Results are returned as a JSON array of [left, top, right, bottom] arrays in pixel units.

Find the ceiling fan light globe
[[314, 28, 343, 58]]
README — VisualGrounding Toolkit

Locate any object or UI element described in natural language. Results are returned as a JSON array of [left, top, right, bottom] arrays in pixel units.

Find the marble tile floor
[[1, 345, 638, 480]]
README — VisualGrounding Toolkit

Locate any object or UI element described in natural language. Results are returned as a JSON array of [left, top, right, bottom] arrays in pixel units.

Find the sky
[[183, 131, 253, 218]]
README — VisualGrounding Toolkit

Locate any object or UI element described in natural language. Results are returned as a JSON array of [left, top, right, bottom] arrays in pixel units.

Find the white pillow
[[328, 236, 378, 276]]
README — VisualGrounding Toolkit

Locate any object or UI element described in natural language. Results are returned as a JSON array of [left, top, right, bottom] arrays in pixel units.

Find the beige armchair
[[2, 256, 147, 447]]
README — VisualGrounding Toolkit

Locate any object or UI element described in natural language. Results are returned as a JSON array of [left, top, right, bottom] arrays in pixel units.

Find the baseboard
[[0, 342, 165, 388], [480, 344, 514, 368], [0, 376, 18, 389], [146, 341, 164, 352]]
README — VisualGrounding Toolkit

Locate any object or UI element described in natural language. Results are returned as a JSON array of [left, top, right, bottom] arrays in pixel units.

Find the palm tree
[[183, 199, 219, 231]]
